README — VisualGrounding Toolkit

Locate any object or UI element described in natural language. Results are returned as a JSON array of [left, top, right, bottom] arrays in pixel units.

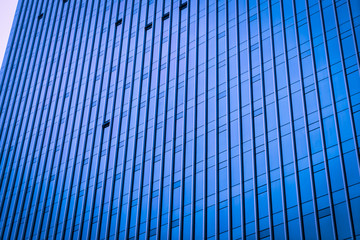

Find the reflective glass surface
[[0, 0, 359, 239]]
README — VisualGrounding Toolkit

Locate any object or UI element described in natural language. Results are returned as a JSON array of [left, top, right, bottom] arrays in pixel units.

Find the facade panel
[[0, 0, 360, 239]]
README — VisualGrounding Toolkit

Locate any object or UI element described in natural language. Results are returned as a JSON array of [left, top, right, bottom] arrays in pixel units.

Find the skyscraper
[[0, 0, 359, 239]]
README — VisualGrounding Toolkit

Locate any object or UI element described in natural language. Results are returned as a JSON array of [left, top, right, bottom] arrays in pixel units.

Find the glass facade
[[0, 0, 359, 239]]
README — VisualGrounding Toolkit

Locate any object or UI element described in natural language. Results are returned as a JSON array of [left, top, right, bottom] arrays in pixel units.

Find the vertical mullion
[[101, 0, 130, 237], [0, 0, 38, 164], [140, 2, 159, 237], [50, 2, 94, 239], [74, 1, 109, 238], [234, 0, 245, 238], [77, 0, 109, 234], [94, 0, 123, 238], [256, 0, 274, 238], [14, 0, 59, 237], [27, 1, 81, 238], [57, 0, 98, 238], [103, 0, 134, 237], [0, 0, 36, 149], [318, 0, 356, 238], [214, 0, 219, 238], [0, 1, 68, 238], [0, 0, 28, 180], [331, 0, 360, 169], [16, 0, 69, 237], [0, 0, 34, 128], [0, 0, 27, 94], [0, 0, 38, 200], [68, 0, 103, 238], [245, 0, 259, 238], [190, 0, 199, 239], [203, 0, 209, 238], [33, 2, 75, 239], [291, 0, 322, 238], [179, 1, 190, 239], [1, 0, 49, 235], [304, 0, 338, 237], [224, 0, 233, 238], [22, 0, 79, 239], [42, 2, 93, 238], [278, 0, 305, 238], [20, 0, 67, 237], [139, 1, 163, 240], [34, 0, 77, 236], [124, 0, 153, 239], [268, 1, 289, 238], [83, 0, 115, 237], [166, 1, 183, 239], [101, 0, 129, 238], [346, 0, 360, 73], [113, 0, 143, 238], [149, 1, 167, 236], [138, 0, 165, 237], [155, 0, 174, 237]]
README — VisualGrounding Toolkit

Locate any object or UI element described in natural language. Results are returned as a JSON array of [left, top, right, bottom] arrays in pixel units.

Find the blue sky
[[0, 0, 18, 67]]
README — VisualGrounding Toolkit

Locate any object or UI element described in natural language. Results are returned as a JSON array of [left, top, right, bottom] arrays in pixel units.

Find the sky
[[0, 0, 18, 68]]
